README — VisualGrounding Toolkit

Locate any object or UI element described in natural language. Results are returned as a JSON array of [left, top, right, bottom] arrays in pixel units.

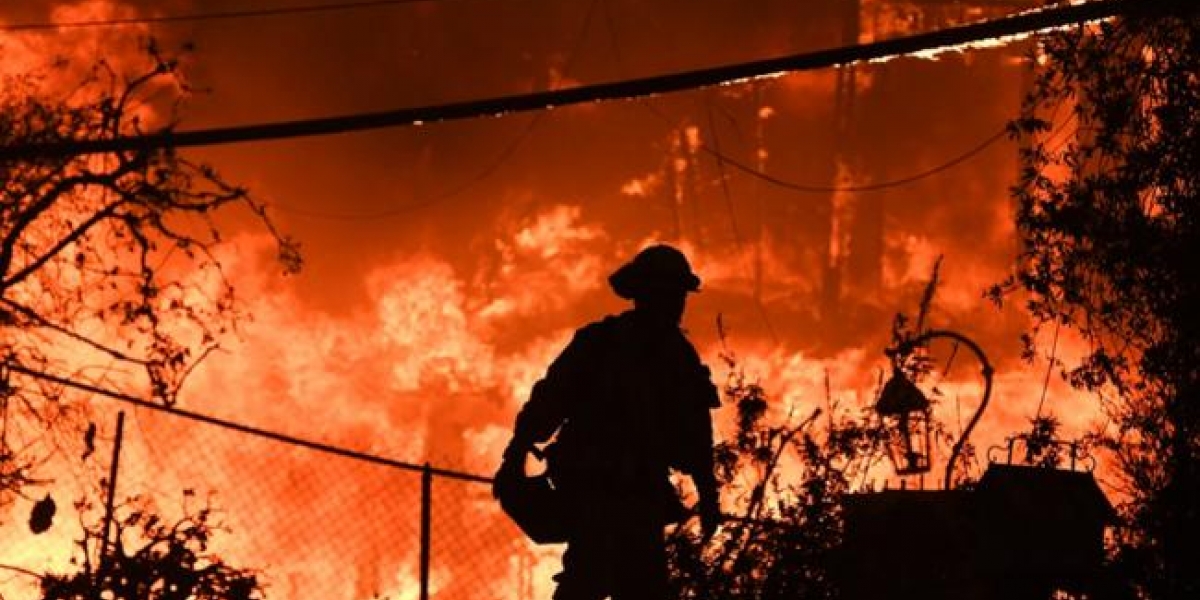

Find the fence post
[[99, 411, 125, 591], [420, 463, 432, 600]]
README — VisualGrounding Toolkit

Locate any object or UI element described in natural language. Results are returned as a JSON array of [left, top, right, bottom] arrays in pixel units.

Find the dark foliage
[[993, 6, 1200, 598], [665, 321, 889, 600], [39, 495, 262, 600], [0, 41, 298, 502]]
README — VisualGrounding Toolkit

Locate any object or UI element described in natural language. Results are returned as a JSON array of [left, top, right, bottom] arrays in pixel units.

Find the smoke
[[0, 1, 1113, 598]]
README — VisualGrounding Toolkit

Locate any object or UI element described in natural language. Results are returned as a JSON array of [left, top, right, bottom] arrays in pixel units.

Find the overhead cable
[[632, 68, 1012, 195], [0, 0, 456, 31], [7, 362, 494, 485], [703, 127, 1011, 194], [0, 0, 1135, 161]]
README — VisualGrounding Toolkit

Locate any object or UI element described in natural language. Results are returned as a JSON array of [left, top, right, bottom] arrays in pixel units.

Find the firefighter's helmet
[[608, 244, 701, 300]]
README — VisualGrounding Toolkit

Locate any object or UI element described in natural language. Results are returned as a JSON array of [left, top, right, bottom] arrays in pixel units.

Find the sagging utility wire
[[0, 0, 1135, 161], [700, 127, 1010, 194]]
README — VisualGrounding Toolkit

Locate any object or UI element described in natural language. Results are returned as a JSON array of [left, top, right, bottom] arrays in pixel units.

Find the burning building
[[0, 1, 1114, 599]]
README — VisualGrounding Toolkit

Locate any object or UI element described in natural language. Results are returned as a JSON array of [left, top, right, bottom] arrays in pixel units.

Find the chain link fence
[[1, 387, 563, 600]]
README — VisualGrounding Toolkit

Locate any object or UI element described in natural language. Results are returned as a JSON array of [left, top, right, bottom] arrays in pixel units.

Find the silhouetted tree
[[995, 6, 1200, 598], [0, 42, 299, 501]]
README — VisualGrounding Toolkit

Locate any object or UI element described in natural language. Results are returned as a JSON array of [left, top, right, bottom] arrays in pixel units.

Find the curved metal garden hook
[[898, 329, 995, 490]]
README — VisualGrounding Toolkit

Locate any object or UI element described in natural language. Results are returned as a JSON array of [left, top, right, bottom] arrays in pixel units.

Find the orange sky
[[1, 2, 1115, 598]]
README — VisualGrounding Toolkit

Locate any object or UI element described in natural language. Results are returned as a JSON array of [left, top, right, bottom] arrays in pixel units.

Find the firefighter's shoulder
[[575, 313, 627, 340]]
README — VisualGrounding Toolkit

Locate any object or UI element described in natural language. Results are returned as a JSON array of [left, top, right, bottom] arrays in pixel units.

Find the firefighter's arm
[[503, 328, 594, 461], [504, 379, 565, 461], [678, 351, 722, 538], [689, 411, 722, 540]]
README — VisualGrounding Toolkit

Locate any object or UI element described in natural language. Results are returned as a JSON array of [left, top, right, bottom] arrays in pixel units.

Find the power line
[[7, 362, 494, 485], [0, 0, 1134, 161], [703, 127, 1011, 194], [0, 0, 459, 32], [625, 51, 1010, 196], [630, 65, 1010, 195]]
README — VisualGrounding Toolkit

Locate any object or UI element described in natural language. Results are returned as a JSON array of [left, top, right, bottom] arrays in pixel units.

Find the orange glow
[[1, 1, 1116, 598]]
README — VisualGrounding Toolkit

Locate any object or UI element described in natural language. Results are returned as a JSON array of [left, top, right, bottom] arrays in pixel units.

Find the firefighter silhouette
[[498, 244, 721, 600]]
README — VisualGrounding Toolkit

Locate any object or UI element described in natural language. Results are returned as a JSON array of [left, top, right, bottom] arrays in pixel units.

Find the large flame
[[1, 1, 1112, 599]]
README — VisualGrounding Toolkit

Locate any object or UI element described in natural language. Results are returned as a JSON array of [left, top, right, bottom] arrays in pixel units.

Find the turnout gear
[[505, 311, 719, 502], [498, 243, 721, 600]]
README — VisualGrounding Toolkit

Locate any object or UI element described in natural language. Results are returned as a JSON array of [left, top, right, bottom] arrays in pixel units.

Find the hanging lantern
[[876, 367, 933, 476]]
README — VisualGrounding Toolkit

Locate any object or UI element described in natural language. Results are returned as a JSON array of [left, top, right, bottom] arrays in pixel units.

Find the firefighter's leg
[[608, 514, 667, 600], [552, 499, 614, 600], [552, 531, 610, 600]]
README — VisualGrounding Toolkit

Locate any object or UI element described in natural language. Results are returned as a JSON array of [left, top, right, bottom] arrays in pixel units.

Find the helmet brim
[[608, 264, 700, 300]]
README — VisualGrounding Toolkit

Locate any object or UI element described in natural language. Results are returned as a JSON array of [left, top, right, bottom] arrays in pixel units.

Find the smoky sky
[[157, 0, 849, 315], [5, 0, 1051, 376], [1, 7, 1112, 595]]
